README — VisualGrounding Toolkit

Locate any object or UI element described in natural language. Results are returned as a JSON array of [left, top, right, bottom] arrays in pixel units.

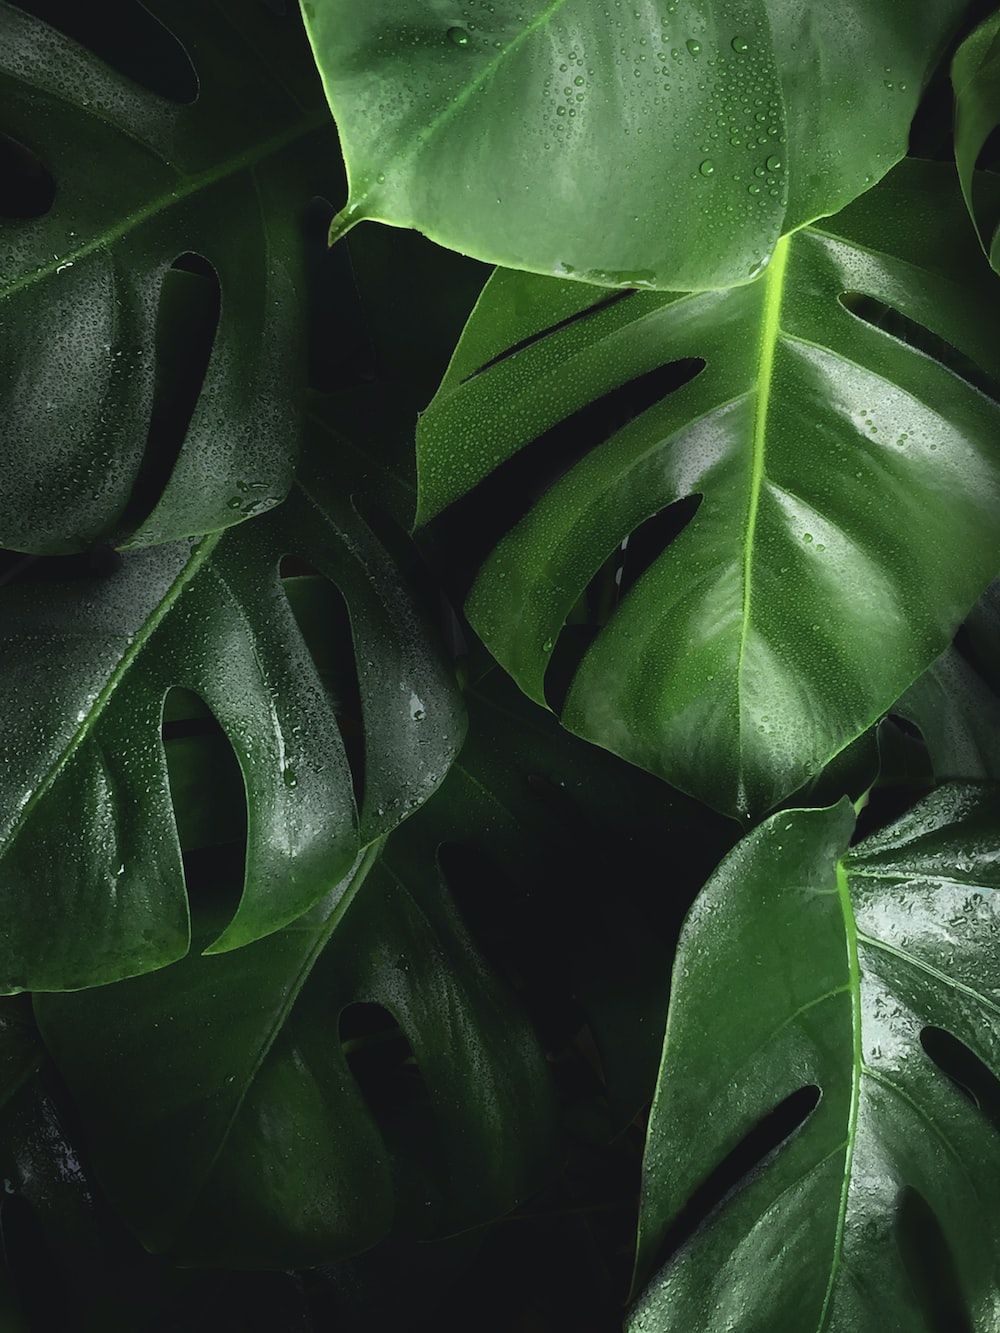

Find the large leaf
[[303, 0, 973, 291], [631, 785, 1000, 1332], [34, 839, 556, 1269], [32, 669, 731, 1269], [0, 448, 464, 993], [0, 0, 337, 552], [953, 6, 1000, 274], [418, 159, 1000, 818]]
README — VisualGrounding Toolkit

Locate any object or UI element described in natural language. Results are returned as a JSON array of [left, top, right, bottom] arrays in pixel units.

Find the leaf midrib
[[0, 112, 326, 306], [0, 531, 221, 859], [735, 233, 791, 806], [815, 859, 863, 1331]]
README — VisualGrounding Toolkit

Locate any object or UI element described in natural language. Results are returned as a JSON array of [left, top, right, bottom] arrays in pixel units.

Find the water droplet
[[766, 154, 782, 172], [803, 533, 813, 543], [686, 38, 701, 56], [699, 158, 715, 176], [447, 25, 470, 46], [574, 74, 585, 86], [731, 35, 749, 53]]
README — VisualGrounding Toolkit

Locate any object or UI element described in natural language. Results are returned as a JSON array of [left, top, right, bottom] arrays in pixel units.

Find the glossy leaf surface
[[897, 579, 1000, 781], [419, 161, 1000, 818], [0, 451, 464, 993], [953, 7, 1000, 273], [304, 0, 972, 291], [0, 0, 336, 552], [632, 786, 1000, 1332], [32, 669, 729, 1269], [35, 837, 554, 1268]]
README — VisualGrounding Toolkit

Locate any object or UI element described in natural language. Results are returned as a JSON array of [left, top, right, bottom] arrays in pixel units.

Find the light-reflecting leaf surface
[[305, 0, 973, 290], [419, 161, 1000, 817], [633, 786, 1000, 1332]]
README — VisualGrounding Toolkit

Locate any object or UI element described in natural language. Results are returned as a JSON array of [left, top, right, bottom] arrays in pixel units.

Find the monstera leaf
[[34, 813, 555, 1269], [418, 160, 1000, 818], [953, 7, 1000, 273], [31, 669, 730, 1269], [303, 0, 973, 291], [0, 0, 336, 552], [631, 784, 1000, 1332], [0, 447, 464, 993]]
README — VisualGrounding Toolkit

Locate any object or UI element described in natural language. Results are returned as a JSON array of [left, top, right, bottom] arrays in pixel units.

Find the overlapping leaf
[[632, 785, 1000, 1332], [304, 0, 973, 291], [0, 0, 336, 552], [0, 448, 464, 993], [419, 160, 1000, 818], [953, 6, 1000, 273], [896, 578, 1000, 781], [32, 670, 729, 1268]]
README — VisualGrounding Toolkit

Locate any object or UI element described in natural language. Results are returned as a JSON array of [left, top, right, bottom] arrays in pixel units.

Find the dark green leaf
[[953, 7, 1000, 273], [35, 838, 555, 1268], [418, 160, 1000, 818], [632, 785, 1000, 1332], [0, 450, 464, 992], [895, 590, 1000, 782], [0, 0, 337, 552], [305, 0, 973, 290]]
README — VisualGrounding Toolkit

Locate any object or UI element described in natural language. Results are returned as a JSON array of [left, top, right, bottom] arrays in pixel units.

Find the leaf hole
[[162, 687, 247, 930], [119, 254, 221, 537], [543, 494, 703, 713], [0, 133, 56, 219], [433, 358, 706, 600], [280, 565, 366, 812], [15, 0, 199, 103], [838, 292, 1000, 403], [642, 1084, 821, 1281], [460, 291, 634, 384], [896, 1186, 973, 1333], [921, 1026, 1000, 1132], [339, 1003, 433, 1162]]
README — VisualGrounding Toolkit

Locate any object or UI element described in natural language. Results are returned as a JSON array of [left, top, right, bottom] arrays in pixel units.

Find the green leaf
[[896, 578, 1000, 781], [31, 669, 730, 1270], [419, 671, 732, 1130], [303, 0, 973, 291], [418, 160, 1000, 818], [34, 840, 556, 1268], [953, 6, 1000, 274], [0, 449, 464, 993], [0, 0, 337, 553], [632, 785, 1000, 1332]]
